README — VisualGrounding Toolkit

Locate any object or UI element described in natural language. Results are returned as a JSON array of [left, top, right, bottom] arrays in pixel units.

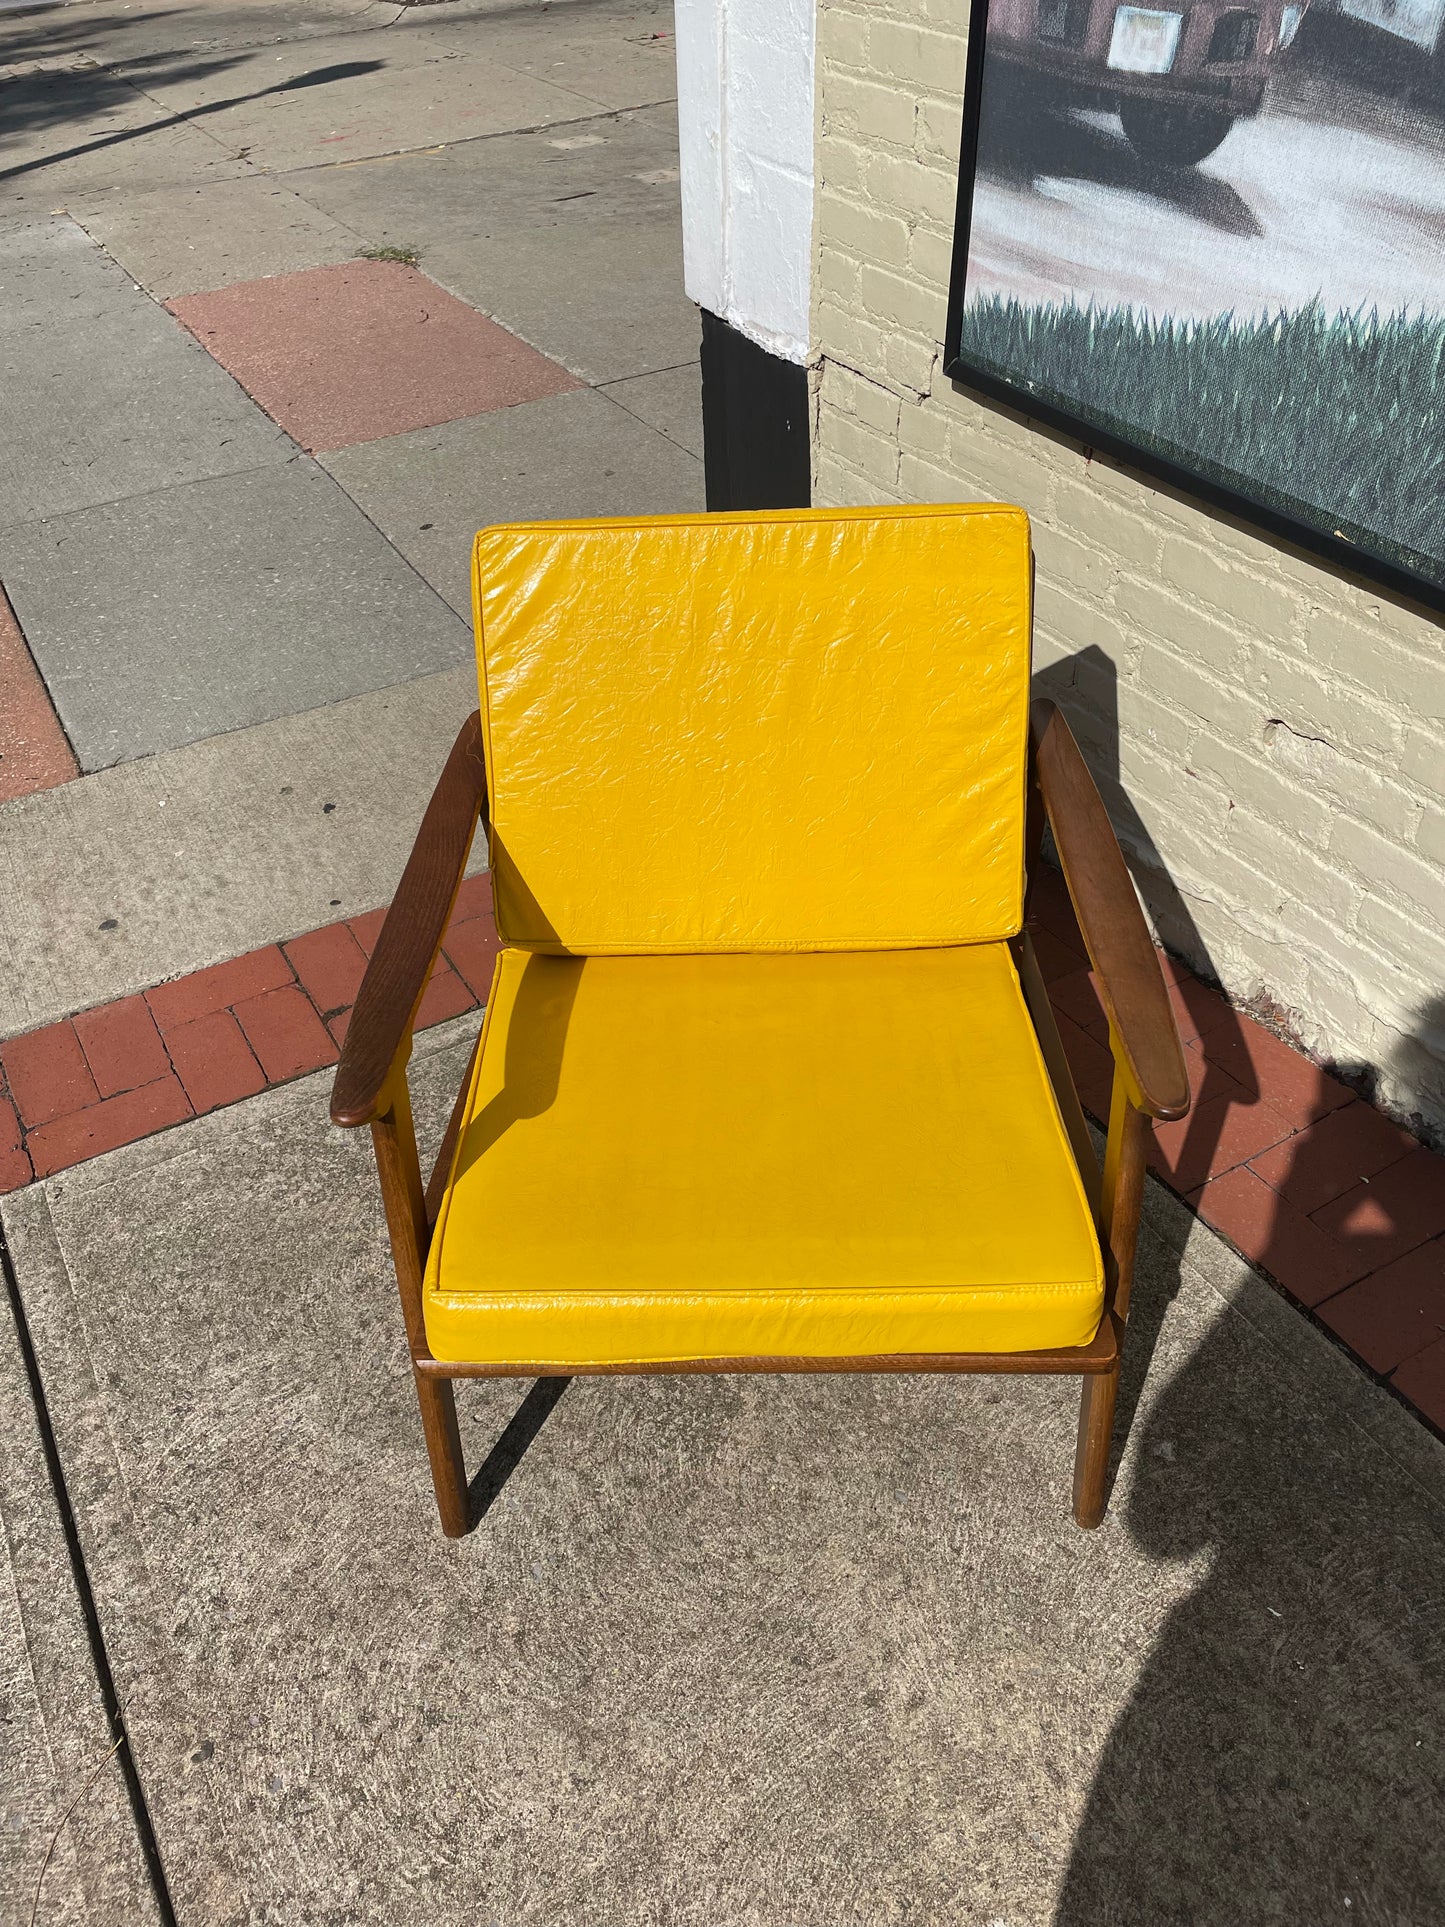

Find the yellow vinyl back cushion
[[471, 505, 1032, 953]]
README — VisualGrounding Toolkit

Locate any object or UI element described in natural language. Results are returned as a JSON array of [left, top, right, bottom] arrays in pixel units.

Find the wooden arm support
[[1028, 702, 1190, 1367], [330, 711, 489, 1130], [1030, 701, 1190, 1124]]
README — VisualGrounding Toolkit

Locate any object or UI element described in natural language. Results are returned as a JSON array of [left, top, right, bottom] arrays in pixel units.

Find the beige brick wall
[[810, 0, 1445, 1142]]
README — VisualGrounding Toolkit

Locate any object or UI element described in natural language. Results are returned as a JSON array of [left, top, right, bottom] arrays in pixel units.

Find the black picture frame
[[942, 0, 1445, 619]]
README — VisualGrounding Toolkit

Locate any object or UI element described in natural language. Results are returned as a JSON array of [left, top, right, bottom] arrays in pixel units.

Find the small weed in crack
[[358, 243, 420, 267]]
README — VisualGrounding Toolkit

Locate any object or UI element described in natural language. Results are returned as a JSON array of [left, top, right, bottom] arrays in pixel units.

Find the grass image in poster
[[949, 2, 1445, 591], [960, 299, 1445, 581]]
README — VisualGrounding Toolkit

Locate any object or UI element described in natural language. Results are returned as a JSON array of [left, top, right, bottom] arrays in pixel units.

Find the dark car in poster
[[985, 0, 1307, 161]]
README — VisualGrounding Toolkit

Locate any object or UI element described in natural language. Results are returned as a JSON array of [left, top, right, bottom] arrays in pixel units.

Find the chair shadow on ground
[[1037, 651, 1445, 1921], [467, 1375, 571, 1526]]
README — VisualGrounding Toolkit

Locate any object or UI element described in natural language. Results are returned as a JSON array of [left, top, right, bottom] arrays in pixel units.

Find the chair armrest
[[330, 711, 489, 1128], [1030, 700, 1190, 1122]]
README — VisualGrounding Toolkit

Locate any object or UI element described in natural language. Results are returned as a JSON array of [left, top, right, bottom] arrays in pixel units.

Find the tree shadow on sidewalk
[[1037, 649, 1445, 1921], [1056, 1183, 1445, 1922], [0, 6, 249, 156], [1239, 986, 1445, 1434], [0, 48, 383, 183]]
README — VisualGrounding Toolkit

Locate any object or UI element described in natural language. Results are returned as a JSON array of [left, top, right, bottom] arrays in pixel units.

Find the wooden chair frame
[[331, 699, 1190, 1537]]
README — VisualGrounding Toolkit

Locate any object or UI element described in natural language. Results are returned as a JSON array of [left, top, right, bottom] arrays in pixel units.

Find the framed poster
[[943, 0, 1445, 607]]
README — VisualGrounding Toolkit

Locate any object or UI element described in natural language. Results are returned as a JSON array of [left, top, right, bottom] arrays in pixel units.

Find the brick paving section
[[167, 261, 582, 454], [1026, 867, 1445, 1435], [2, 867, 1441, 1436], [0, 870, 500, 1183], [0, 584, 78, 803]]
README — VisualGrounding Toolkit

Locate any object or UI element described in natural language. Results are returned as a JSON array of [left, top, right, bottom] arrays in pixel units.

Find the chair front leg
[[1072, 1058, 1150, 1528], [414, 1375, 469, 1539], [371, 1078, 470, 1537], [1073, 1370, 1120, 1530]]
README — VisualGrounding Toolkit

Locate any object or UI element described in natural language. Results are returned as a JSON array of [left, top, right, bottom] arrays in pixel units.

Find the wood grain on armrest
[[1031, 701, 1190, 1122], [330, 711, 489, 1128]]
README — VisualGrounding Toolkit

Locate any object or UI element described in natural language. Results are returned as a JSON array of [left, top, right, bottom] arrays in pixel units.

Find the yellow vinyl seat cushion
[[423, 944, 1103, 1366]]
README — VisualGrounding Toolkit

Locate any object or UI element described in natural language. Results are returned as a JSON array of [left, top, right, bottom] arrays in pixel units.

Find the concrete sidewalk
[[1, 0, 698, 1023], [3, 1034, 1444, 1922]]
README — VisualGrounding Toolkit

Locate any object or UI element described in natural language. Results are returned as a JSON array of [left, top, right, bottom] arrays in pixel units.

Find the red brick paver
[[346, 907, 387, 957], [1192, 1165, 1380, 1303], [1247, 1099, 1420, 1216], [1029, 866, 1086, 957], [1316, 1239, 1445, 1374], [453, 873, 496, 923], [0, 883, 502, 1195], [0, 585, 78, 804], [146, 946, 292, 1032], [233, 985, 337, 1083], [27, 1077, 191, 1179], [1180, 1038, 1250, 1109], [1310, 1150, 1445, 1271], [1150, 1087, 1297, 1195], [74, 996, 170, 1099], [1392, 1339, 1445, 1432], [1049, 1009, 1114, 1121], [1194, 1015, 1355, 1123], [0, 1097, 29, 1193], [441, 911, 503, 1001], [166, 261, 582, 454], [414, 962, 475, 1031], [1048, 967, 1108, 1040], [1163, 969, 1239, 1049], [166, 1011, 266, 1115], [284, 923, 368, 1018], [1028, 925, 1083, 985], [2, 1024, 98, 1128]]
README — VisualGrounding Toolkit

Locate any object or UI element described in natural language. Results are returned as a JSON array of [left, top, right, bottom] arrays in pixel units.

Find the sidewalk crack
[[0, 1215, 180, 1927]]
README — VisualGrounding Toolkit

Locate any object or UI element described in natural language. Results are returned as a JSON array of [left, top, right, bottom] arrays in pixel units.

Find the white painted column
[[674, 0, 816, 366]]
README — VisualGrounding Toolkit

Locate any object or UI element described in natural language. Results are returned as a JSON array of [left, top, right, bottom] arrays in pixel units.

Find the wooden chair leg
[[416, 1371, 469, 1538], [1072, 1364, 1119, 1529], [1071, 1068, 1148, 1529]]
